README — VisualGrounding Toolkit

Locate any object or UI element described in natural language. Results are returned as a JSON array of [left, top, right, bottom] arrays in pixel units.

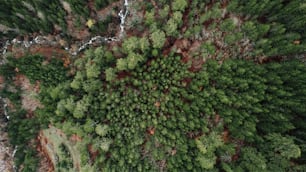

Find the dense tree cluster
[[0, 0, 306, 171], [0, 0, 119, 39], [228, 0, 306, 56], [0, 55, 68, 171], [5, 49, 303, 171], [0, 1, 67, 34]]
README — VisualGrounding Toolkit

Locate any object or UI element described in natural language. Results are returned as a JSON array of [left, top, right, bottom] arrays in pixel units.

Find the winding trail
[[0, 1, 131, 171], [39, 127, 82, 171], [0, 0, 130, 118]]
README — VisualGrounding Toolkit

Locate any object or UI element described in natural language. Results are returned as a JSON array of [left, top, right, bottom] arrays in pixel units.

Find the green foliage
[[263, 134, 301, 159], [233, 147, 267, 172], [83, 79, 102, 93], [224, 33, 241, 45], [0, 55, 69, 170], [2, 1, 306, 171], [86, 61, 101, 79], [144, 10, 155, 26], [201, 42, 216, 54], [159, 5, 170, 19], [164, 18, 179, 36], [127, 53, 144, 70], [0, 0, 121, 38], [105, 68, 117, 82], [70, 71, 84, 89], [0, 59, 16, 80], [229, 0, 306, 56], [1, 87, 40, 171], [8, 48, 306, 172], [65, 0, 89, 17], [8, 109, 39, 145], [95, 124, 109, 137], [5, 55, 68, 86], [139, 37, 150, 53], [260, 133, 301, 171], [220, 18, 236, 32], [73, 95, 91, 119], [199, 3, 222, 23], [150, 29, 166, 49], [94, 0, 116, 10], [99, 138, 112, 152], [61, 121, 84, 137], [173, 11, 183, 25], [122, 36, 150, 57], [15, 148, 39, 172], [172, 0, 188, 12], [122, 36, 139, 53], [196, 132, 224, 169], [116, 58, 128, 71]]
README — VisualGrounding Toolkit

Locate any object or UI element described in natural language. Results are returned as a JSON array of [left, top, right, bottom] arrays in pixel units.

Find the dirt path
[[39, 126, 82, 171], [0, 2, 131, 171]]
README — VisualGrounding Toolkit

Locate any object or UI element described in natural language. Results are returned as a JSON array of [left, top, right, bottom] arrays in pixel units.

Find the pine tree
[[164, 18, 178, 36], [105, 68, 116, 82], [122, 36, 139, 53], [95, 124, 109, 137], [172, 0, 188, 12], [233, 147, 267, 172], [139, 37, 150, 53], [150, 29, 166, 49], [86, 61, 101, 79], [116, 58, 128, 71]]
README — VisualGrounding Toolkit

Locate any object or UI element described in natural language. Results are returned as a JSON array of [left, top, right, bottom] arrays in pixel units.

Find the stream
[[0, 0, 130, 117], [0, 0, 130, 57], [0, 0, 130, 171]]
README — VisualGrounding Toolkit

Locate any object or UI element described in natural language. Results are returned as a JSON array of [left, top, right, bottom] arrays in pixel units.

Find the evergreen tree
[[172, 0, 188, 12], [105, 68, 116, 82], [150, 29, 166, 49], [116, 58, 128, 71]]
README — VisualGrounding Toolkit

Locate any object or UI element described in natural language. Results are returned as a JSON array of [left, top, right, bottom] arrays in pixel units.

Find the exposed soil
[[0, 134, 14, 172], [0, 1, 135, 171], [0, 76, 4, 90], [38, 126, 82, 171], [96, 1, 122, 20], [0, 74, 43, 171], [0, 107, 14, 172], [36, 150, 53, 172], [37, 133, 55, 172], [13, 74, 42, 112]]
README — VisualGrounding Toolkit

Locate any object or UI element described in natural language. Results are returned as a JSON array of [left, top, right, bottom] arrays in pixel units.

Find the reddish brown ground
[[11, 44, 69, 61], [0, 118, 14, 172], [13, 74, 42, 111], [0, 75, 4, 90], [96, 1, 122, 19], [1, 0, 269, 170], [37, 148, 54, 172], [88, 144, 100, 162], [37, 132, 55, 172]]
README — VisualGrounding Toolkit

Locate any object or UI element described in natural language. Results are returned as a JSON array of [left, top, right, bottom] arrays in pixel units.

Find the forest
[[0, 0, 306, 171]]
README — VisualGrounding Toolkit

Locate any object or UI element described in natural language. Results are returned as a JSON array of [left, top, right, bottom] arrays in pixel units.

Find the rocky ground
[[0, 101, 14, 172], [0, 1, 133, 171]]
